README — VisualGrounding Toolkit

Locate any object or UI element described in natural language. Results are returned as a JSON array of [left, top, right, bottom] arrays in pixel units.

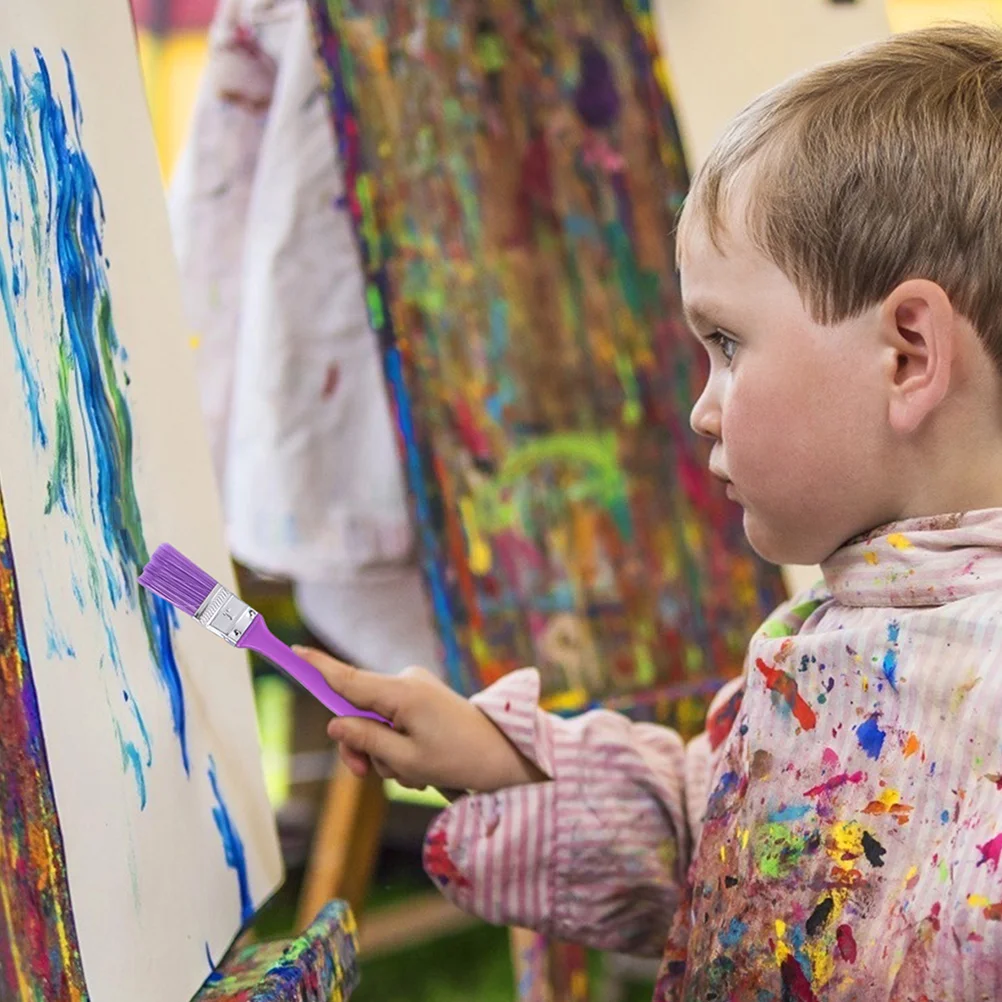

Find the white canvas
[[0, 2, 283, 1001]]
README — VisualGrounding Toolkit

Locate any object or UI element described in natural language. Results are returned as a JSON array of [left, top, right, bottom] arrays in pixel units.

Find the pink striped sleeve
[[422, 669, 690, 956]]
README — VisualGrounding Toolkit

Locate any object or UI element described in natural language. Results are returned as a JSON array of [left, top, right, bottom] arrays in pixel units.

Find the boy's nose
[[690, 386, 722, 441]]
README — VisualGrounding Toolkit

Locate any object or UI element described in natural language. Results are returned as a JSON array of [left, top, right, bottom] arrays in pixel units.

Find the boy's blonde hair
[[680, 22, 1002, 367]]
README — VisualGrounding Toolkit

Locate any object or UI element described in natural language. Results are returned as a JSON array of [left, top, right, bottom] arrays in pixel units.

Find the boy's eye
[[706, 330, 738, 363]]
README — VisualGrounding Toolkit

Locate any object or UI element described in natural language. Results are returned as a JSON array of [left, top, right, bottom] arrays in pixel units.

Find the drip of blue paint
[[857, 714, 886, 760], [209, 757, 254, 925], [204, 943, 224, 985]]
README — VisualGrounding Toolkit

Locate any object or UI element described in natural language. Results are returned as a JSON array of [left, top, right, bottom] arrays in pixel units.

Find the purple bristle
[[138, 544, 219, 616]]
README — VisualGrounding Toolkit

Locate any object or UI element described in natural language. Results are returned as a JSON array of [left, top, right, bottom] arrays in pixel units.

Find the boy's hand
[[294, 647, 546, 794]]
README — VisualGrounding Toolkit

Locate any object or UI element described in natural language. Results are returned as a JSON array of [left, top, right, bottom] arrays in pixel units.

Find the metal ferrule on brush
[[194, 584, 257, 645]]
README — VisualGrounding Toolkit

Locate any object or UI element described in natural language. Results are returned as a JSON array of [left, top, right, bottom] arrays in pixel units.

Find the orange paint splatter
[[903, 733, 920, 758], [756, 658, 817, 731], [863, 788, 913, 824]]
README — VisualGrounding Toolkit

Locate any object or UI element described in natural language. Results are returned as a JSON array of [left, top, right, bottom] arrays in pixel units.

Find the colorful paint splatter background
[[0, 48, 261, 997], [307, 0, 786, 724]]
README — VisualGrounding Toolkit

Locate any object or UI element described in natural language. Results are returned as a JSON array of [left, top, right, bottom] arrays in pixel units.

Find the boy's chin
[[742, 511, 830, 569]]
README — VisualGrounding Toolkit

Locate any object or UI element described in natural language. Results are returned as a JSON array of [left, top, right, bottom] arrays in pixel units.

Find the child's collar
[[821, 509, 1002, 608]]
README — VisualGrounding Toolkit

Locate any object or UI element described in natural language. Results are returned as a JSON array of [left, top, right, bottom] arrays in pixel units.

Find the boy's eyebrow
[[682, 300, 719, 333]]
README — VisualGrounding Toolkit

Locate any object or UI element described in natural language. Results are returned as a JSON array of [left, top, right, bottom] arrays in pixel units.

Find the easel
[[294, 741, 479, 955], [0, 494, 361, 1002], [296, 760, 585, 998], [235, 566, 476, 955], [299, 5, 787, 1002]]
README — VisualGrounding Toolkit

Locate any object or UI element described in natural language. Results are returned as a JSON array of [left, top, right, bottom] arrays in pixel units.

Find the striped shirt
[[423, 510, 1002, 1000]]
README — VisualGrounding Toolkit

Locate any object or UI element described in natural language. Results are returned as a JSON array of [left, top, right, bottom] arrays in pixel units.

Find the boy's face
[[679, 206, 899, 566]]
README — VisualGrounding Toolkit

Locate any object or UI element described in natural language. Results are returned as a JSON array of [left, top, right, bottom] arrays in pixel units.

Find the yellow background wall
[[136, 29, 209, 179], [886, 0, 1002, 30]]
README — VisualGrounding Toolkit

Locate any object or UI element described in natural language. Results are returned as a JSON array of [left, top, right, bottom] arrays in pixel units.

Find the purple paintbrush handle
[[237, 616, 390, 725]]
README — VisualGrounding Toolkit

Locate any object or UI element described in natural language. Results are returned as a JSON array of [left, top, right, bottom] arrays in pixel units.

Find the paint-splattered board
[[0, 4, 282, 1000], [0, 488, 86, 1002], [307, 0, 786, 725], [194, 901, 359, 1002]]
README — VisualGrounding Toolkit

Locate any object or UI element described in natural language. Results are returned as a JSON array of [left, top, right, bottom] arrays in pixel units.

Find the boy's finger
[[339, 748, 370, 778], [295, 647, 401, 720], [371, 758, 399, 781], [327, 716, 412, 773]]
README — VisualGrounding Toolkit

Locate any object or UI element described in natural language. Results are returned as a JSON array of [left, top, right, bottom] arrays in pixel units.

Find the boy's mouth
[[710, 465, 739, 502]]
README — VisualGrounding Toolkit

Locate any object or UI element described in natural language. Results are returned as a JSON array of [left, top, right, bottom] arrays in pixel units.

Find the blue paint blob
[[768, 804, 812, 824], [882, 621, 900, 691], [718, 917, 748, 950], [705, 770, 740, 820], [941, 809, 950, 824], [857, 714, 886, 761], [209, 757, 254, 925]]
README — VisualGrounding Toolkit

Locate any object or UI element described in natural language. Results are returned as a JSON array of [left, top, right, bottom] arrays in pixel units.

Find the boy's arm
[[423, 668, 692, 957], [299, 647, 745, 956]]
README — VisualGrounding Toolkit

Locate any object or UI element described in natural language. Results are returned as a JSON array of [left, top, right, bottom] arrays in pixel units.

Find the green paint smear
[[753, 823, 809, 880], [45, 321, 77, 515], [633, 640, 655, 687], [760, 598, 826, 638], [472, 431, 632, 540], [96, 293, 146, 561]]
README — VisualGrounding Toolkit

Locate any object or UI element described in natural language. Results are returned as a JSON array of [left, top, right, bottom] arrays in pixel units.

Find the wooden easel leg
[[296, 757, 387, 931], [510, 928, 552, 1002], [549, 941, 589, 1002], [510, 930, 590, 1002]]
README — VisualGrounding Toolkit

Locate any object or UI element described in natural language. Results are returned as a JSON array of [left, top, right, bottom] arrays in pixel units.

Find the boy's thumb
[[295, 646, 398, 720]]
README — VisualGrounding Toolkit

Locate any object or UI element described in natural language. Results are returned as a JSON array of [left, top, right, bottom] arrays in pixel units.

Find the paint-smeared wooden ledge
[[195, 900, 359, 1002]]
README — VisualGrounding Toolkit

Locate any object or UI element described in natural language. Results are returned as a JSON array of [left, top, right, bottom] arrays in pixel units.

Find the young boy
[[298, 23, 1002, 1000]]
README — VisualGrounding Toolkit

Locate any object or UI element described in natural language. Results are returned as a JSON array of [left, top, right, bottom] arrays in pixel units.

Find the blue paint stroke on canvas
[[0, 49, 190, 803], [208, 757, 254, 925], [204, 943, 224, 985]]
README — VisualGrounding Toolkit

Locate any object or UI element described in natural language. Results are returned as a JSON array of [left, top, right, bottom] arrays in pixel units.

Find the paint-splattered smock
[[424, 510, 1002, 1000]]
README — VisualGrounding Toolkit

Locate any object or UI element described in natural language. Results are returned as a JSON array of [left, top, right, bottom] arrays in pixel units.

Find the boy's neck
[[890, 417, 1002, 525], [890, 337, 1002, 522]]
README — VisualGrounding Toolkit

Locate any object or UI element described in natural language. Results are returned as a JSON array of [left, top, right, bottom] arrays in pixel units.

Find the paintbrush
[[138, 543, 389, 724]]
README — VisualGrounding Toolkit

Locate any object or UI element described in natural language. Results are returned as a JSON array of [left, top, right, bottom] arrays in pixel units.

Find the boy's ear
[[881, 279, 954, 435]]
